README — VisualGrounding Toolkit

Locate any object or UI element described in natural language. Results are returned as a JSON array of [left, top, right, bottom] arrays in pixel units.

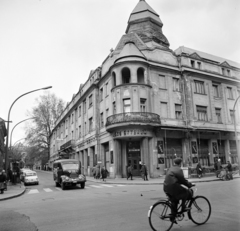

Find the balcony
[[60, 140, 75, 151], [106, 112, 161, 131]]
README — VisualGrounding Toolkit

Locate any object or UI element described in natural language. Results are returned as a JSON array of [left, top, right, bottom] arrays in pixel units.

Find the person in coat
[[101, 166, 109, 182], [92, 165, 96, 179], [95, 165, 100, 179], [163, 158, 194, 221], [0, 170, 7, 194], [225, 161, 233, 180], [127, 164, 133, 180], [196, 162, 203, 178], [141, 163, 148, 181]]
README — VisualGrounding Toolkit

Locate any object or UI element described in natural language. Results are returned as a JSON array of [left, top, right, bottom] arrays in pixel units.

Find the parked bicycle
[[148, 185, 211, 231]]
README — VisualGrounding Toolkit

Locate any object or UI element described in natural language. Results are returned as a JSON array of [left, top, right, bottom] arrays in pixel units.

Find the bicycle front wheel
[[188, 196, 211, 225], [148, 201, 174, 231]]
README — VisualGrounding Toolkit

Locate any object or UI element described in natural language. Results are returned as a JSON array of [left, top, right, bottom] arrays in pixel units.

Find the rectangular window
[[160, 102, 168, 118], [213, 84, 220, 98], [173, 78, 180, 91], [68, 116, 71, 127], [215, 108, 222, 123], [197, 62, 201, 69], [89, 94, 93, 108], [227, 87, 233, 99], [191, 60, 195, 68], [106, 108, 109, 118], [230, 110, 234, 124], [197, 106, 208, 121], [222, 68, 226, 76], [194, 80, 205, 94], [140, 98, 146, 112], [227, 69, 231, 76], [113, 102, 116, 114], [75, 108, 77, 121], [78, 106, 81, 117], [72, 113, 74, 124], [83, 100, 86, 113], [100, 113, 104, 128], [100, 88, 103, 101], [123, 98, 131, 113], [84, 122, 87, 135], [175, 104, 182, 119], [89, 117, 93, 132], [105, 82, 109, 96], [159, 75, 166, 89], [79, 125, 81, 138]]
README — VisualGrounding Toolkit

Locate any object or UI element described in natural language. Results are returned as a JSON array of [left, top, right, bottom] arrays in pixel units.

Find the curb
[[0, 186, 26, 201]]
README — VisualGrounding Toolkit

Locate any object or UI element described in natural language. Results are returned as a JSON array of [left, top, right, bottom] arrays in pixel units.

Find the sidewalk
[[0, 183, 26, 201], [87, 173, 240, 185], [1, 172, 239, 201]]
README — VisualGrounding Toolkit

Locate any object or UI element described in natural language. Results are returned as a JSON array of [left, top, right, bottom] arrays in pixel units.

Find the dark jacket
[[141, 165, 148, 175], [101, 169, 109, 179], [0, 173, 6, 183], [226, 163, 232, 172], [196, 163, 202, 174], [164, 165, 192, 199], [127, 166, 133, 173]]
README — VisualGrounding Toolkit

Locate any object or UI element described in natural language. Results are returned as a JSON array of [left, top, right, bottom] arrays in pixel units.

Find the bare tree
[[25, 93, 65, 166]]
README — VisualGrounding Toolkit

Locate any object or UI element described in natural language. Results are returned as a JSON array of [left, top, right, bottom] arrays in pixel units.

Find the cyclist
[[163, 158, 194, 221]]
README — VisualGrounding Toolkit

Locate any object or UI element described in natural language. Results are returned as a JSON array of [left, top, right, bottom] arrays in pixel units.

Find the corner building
[[49, 0, 240, 178]]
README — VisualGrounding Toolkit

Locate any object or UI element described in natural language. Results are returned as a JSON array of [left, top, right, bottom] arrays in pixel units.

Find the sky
[[0, 0, 240, 146]]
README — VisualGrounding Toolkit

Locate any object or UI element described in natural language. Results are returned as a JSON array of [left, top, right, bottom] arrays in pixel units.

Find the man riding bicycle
[[163, 158, 194, 221]]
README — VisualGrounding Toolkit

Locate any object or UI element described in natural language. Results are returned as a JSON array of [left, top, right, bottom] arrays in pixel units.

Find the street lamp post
[[233, 95, 240, 176], [4, 86, 52, 171], [10, 117, 36, 150]]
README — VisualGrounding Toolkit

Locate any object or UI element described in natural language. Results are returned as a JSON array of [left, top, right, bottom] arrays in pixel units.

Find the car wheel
[[61, 182, 65, 190], [80, 182, 85, 189]]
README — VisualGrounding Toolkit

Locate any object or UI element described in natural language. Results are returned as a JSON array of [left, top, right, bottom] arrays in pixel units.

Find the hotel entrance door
[[127, 141, 141, 176]]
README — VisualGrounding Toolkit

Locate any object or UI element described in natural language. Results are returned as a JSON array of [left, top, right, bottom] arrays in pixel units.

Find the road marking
[[43, 188, 53, 192], [89, 185, 103, 188], [99, 184, 114, 187], [28, 189, 39, 194], [116, 185, 125, 187], [55, 187, 61, 191]]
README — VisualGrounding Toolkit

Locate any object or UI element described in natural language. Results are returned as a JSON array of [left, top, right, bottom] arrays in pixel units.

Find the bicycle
[[148, 185, 211, 231]]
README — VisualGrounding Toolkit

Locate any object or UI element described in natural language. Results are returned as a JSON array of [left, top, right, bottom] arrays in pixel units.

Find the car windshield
[[26, 172, 37, 176], [62, 162, 79, 171]]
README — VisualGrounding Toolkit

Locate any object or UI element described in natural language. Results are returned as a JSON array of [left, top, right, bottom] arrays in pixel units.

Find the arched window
[[112, 72, 116, 87], [122, 67, 131, 84], [137, 68, 145, 83]]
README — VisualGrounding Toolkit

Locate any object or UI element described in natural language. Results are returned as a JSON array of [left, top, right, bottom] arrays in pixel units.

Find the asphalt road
[[0, 171, 240, 231]]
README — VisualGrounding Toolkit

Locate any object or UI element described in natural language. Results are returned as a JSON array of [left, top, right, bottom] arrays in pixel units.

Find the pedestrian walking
[[101, 166, 109, 182], [141, 163, 148, 181], [127, 164, 133, 180], [92, 165, 96, 179], [196, 162, 203, 178], [225, 161, 233, 180], [95, 165, 100, 179], [0, 170, 7, 194]]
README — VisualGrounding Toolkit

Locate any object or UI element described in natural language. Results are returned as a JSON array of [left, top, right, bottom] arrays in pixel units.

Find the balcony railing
[[106, 112, 161, 127]]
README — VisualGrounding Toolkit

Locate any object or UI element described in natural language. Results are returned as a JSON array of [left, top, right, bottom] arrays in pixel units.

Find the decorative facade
[[49, 0, 240, 178]]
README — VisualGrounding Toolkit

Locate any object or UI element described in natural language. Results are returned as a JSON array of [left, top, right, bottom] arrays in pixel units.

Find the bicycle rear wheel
[[148, 201, 174, 231], [188, 196, 211, 225]]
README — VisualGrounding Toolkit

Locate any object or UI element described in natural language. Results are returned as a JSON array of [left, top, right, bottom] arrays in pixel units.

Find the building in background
[[49, 0, 240, 178], [0, 117, 7, 170]]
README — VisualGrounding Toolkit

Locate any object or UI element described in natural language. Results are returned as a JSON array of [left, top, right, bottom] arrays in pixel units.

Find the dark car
[[53, 159, 86, 190]]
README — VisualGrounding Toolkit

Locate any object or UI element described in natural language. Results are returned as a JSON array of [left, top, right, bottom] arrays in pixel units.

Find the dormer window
[[197, 62, 201, 69], [191, 60, 195, 68]]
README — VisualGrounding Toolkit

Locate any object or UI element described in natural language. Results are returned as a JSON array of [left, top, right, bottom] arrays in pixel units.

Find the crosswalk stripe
[[116, 184, 125, 187], [99, 184, 114, 187], [43, 188, 53, 192], [55, 187, 61, 191], [89, 185, 103, 188], [28, 189, 39, 194]]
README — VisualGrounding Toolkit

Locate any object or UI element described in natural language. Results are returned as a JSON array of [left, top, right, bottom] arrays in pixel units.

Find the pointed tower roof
[[126, 0, 170, 48], [128, 0, 162, 26], [115, 41, 147, 64]]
